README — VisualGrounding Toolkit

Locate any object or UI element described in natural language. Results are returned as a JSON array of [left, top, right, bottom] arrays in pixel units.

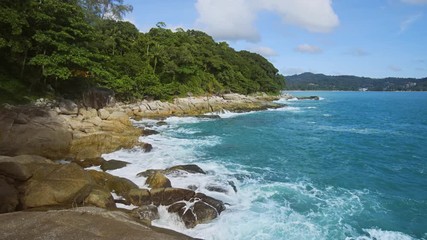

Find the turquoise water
[[106, 92, 427, 239]]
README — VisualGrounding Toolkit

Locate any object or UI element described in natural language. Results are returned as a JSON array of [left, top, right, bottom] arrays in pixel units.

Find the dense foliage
[[286, 72, 427, 91], [0, 0, 285, 103]]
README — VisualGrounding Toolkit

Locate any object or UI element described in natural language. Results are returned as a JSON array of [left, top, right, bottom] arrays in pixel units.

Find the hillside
[[0, 0, 285, 104], [285, 72, 427, 91]]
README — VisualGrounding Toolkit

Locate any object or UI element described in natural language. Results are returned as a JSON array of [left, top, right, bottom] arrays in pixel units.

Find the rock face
[[0, 155, 97, 211], [0, 105, 142, 160], [0, 207, 192, 240], [100, 159, 130, 171], [0, 106, 72, 160], [88, 170, 138, 198], [137, 164, 206, 178], [21, 162, 94, 208], [145, 172, 172, 189], [167, 191, 226, 228]]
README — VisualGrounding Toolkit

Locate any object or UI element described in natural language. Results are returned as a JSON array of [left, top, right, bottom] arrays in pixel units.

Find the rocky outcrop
[[297, 96, 320, 100], [0, 104, 142, 160], [88, 170, 138, 198], [109, 93, 282, 119], [167, 192, 226, 228], [145, 172, 172, 189], [137, 164, 206, 178], [0, 207, 192, 240], [100, 159, 130, 171], [0, 106, 72, 160], [66, 110, 141, 159]]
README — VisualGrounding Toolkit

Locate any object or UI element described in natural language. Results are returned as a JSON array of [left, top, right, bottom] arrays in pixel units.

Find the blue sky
[[124, 0, 427, 78]]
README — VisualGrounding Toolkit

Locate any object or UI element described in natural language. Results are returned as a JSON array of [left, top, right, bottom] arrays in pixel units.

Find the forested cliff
[[0, 0, 285, 103]]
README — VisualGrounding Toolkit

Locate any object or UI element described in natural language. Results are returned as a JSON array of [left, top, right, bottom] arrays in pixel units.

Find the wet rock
[[72, 157, 105, 168], [142, 143, 153, 153], [142, 129, 159, 136], [205, 184, 228, 193], [162, 188, 195, 206], [136, 169, 162, 178], [131, 205, 160, 223], [21, 162, 94, 209], [88, 170, 138, 197], [165, 164, 206, 175], [127, 188, 151, 206], [168, 202, 186, 213], [145, 172, 172, 189], [100, 159, 130, 171], [192, 201, 218, 225], [181, 208, 197, 228], [84, 186, 116, 209], [195, 193, 226, 214], [156, 121, 167, 126], [228, 180, 238, 193], [297, 96, 320, 100]]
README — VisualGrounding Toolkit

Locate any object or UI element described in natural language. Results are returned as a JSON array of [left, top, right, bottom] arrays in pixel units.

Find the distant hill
[[285, 72, 427, 91]]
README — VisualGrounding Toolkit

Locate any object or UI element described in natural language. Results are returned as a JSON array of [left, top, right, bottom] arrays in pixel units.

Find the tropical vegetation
[[0, 0, 285, 103]]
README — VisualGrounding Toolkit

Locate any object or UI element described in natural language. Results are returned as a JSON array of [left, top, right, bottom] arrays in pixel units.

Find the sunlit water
[[103, 91, 427, 240]]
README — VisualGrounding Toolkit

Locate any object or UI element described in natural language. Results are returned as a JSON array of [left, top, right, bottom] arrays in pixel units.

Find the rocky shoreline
[[0, 93, 292, 239]]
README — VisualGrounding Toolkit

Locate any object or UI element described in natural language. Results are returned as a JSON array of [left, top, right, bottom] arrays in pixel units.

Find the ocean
[[102, 91, 427, 240]]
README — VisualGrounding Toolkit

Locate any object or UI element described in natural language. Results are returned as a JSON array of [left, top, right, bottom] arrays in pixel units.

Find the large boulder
[[168, 192, 226, 228], [0, 177, 19, 213], [127, 188, 151, 206], [165, 164, 206, 175], [0, 107, 72, 160], [150, 188, 195, 206], [21, 162, 94, 208], [137, 164, 205, 178], [145, 172, 172, 189], [131, 205, 160, 224], [84, 186, 116, 209], [0, 207, 191, 240], [88, 170, 138, 197], [100, 159, 130, 171]]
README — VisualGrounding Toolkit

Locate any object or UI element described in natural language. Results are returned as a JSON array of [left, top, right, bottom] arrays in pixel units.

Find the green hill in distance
[[285, 72, 427, 91]]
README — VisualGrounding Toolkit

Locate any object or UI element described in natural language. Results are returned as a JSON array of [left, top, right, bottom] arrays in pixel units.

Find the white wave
[[268, 106, 302, 112], [103, 115, 408, 240], [274, 98, 298, 104], [206, 110, 255, 119], [318, 125, 387, 135], [347, 228, 417, 240]]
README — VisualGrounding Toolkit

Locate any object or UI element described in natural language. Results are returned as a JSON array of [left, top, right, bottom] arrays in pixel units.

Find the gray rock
[[0, 207, 192, 240]]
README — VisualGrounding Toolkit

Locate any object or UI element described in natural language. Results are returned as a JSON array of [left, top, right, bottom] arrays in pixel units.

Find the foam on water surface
[[101, 92, 426, 239]]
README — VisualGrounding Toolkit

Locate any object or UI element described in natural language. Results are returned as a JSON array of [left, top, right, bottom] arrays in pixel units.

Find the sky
[[124, 0, 427, 78]]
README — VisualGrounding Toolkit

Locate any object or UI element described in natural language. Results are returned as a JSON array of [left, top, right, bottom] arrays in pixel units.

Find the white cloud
[[401, 0, 427, 4], [400, 13, 423, 34], [195, 0, 339, 41], [249, 46, 278, 57], [258, 0, 339, 33], [195, 0, 260, 41], [295, 44, 322, 54]]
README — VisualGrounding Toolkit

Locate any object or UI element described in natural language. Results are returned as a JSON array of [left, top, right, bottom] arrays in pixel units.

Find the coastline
[[0, 93, 290, 239]]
